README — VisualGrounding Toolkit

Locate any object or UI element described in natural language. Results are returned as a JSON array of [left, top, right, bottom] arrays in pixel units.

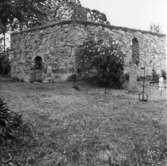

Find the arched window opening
[[33, 56, 43, 82], [34, 56, 43, 70], [132, 37, 139, 65]]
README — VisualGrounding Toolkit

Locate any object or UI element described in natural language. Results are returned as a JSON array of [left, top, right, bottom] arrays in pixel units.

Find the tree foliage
[[0, 97, 22, 144], [0, 97, 35, 165], [44, 0, 110, 24], [150, 24, 162, 34], [161, 69, 166, 80], [78, 38, 124, 88], [0, 0, 47, 32], [151, 69, 159, 83], [0, 0, 110, 33], [86, 9, 110, 25]]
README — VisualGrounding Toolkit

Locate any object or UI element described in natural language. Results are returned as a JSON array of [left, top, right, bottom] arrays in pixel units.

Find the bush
[[77, 39, 125, 88], [137, 75, 152, 82], [161, 70, 166, 80], [0, 52, 10, 75], [68, 73, 77, 82], [0, 97, 23, 144], [151, 69, 159, 83], [0, 97, 35, 165], [124, 73, 129, 82]]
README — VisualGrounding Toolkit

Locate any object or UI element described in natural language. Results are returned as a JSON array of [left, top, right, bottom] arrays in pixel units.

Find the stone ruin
[[10, 20, 166, 84]]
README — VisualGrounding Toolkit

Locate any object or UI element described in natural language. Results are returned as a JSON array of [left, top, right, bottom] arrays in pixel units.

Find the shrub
[[77, 39, 125, 88], [0, 97, 23, 144], [68, 73, 77, 82], [12, 76, 24, 82], [0, 97, 35, 165], [124, 73, 129, 82], [137, 75, 152, 82], [0, 52, 10, 75], [151, 69, 159, 83], [161, 70, 166, 80]]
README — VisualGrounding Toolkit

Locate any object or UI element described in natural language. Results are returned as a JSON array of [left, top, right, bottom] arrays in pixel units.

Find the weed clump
[[0, 97, 22, 144], [0, 97, 35, 165]]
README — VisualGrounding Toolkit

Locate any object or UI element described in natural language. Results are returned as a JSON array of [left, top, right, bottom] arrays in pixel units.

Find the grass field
[[0, 77, 167, 165]]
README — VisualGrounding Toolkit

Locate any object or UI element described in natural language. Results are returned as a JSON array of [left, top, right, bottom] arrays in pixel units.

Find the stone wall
[[10, 20, 166, 82]]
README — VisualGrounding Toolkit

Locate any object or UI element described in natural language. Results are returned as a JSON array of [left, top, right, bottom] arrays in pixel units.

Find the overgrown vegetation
[[161, 70, 166, 80], [0, 97, 35, 165], [0, 0, 47, 33], [151, 69, 159, 83], [150, 24, 162, 34], [0, 52, 10, 75], [0, 0, 110, 34], [32, 111, 167, 166], [0, 97, 21, 144], [77, 39, 125, 88], [1, 105, 167, 166], [0, 79, 167, 165]]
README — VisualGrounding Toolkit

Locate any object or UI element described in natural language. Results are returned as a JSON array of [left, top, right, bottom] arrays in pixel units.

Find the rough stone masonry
[[10, 20, 166, 83]]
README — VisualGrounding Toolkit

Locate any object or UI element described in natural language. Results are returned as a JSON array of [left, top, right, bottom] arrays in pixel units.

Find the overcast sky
[[81, 0, 167, 34]]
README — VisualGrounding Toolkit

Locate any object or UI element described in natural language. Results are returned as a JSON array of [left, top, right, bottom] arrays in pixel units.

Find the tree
[[44, 0, 110, 24], [0, 0, 49, 56], [0, 97, 23, 144], [0, 37, 3, 52], [45, 0, 87, 22], [86, 9, 110, 25], [0, 0, 111, 33], [0, 0, 47, 33], [78, 39, 124, 89], [150, 24, 162, 33]]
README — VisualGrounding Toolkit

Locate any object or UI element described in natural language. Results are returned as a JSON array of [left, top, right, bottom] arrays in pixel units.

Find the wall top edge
[[11, 20, 166, 38]]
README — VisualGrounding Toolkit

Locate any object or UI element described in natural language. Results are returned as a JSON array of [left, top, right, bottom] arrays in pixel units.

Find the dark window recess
[[132, 37, 140, 65], [34, 56, 42, 70]]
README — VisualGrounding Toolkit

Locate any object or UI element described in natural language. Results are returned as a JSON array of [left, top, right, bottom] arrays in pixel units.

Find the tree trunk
[[3, 32, 6, 54]]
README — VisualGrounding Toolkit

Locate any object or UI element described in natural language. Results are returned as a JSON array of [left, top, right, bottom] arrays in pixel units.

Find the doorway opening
[[34, 56, 43, 82]]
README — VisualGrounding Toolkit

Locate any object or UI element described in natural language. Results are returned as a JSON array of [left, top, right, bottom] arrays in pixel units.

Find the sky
[[81, 0, 167, 35]]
